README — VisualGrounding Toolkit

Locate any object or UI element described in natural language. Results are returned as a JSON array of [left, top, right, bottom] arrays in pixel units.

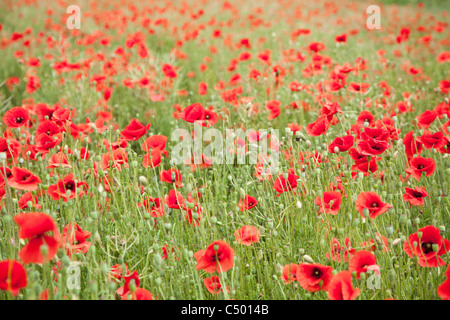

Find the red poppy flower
[[47, 173, 88, 202], [403, 186, 429, 206], [238, 195, 258, 212], [416, 110, 437, 129], [281, 264, 299, 284], [437, 265, 450, 300], [265, 100, 281, 120], [328, 271, 360, 300], [142, 149, 163, 168], [405, 157, 436, 181], [101, 148, 129, 171], [357, 138, 389, 156], [142, 135, 168, 152], [181, 103, 205, 123], [418, 131, 446, 150], [138, 197, 165, 217], [120, 119, 151, 141], [326, 238, 355, 262], [14, 212, 60, 264], [403, 131, 423, 160], [273, 170, 299, 196], [116, 270, 140, 299], [306, 115, 330, 136], [296, 263, 333, 292], [184, 202, 204, 226], [166, 189, 185, 209], [162, 63, 177, 78], [204, 276, 229, 294], [355, 192, 392, 219], [234, 225, 261, 246], [349, 250, 377, 279], [347, 82, 370, 93], [3, 107, 29, 128], [404, 225, 450, 267], [356, 111, 374, 127], [18, 192, 42, 210], [60, 223, 91, 256], [194, 240, 234, 273], [328, 135, 354, 153], [0, 260, 27, 296], [8, 167, 41, 191], [314, 191, 342, 215], [160, 168, 183, 188]]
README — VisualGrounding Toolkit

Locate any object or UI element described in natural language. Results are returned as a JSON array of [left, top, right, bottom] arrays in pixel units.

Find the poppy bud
[[303, 255, 314, 263], [417, 231, 423, 239], [388, 269, 396, 284], [40, 244, 49, 257], [399, 214, 407, 225], [386, 225, 393, 237], [432, 244, 439, 252]]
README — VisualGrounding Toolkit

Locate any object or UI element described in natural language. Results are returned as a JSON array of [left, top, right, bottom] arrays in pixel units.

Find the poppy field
[[0, 0, 449, 301]]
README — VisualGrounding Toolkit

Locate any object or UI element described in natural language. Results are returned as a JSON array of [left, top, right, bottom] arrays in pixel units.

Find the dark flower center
[[418, 165, 424, 169], [371, 202, 379, 208], [16, 117, 23, 123], [421, 242, 434, 254], [313, 269, 322, 278]]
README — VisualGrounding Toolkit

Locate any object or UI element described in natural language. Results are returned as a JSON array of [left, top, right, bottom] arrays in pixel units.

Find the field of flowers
[[0, 0, 449, 301]]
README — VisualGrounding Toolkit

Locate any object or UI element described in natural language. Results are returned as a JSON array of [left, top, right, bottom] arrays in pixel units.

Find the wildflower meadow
[[0, 0, 449, 302]]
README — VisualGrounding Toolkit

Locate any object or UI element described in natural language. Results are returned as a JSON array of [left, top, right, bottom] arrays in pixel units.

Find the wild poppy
[[314, 191, 342, 215], [437, 265, 450, 300], [160, 168, 183, 188], [3, 107, 29, 128], [328, 135, 354, 153], [14, 212, 60, 264], [296, 263, 333, 292], [306, 115, 330, 136], [18, 192, 42, 210], [194, 240, 234, 273], [47, 173, 88, 202], [281, 264, 299, 284], [120, 119, 151, 141], [60, 223, 91, 256], [405, 157, 436, 181], [0, 260, 27, 296], [348, 251, 377, 279], [403, 225, 450, 267], [204, 276, 229, 294], [326, 238, 356, 262], [328, 271, 360, 300], [8, 167, 41, 191], [273, 169, 299, 196], [234, 225, 261, 246], [355, 192, 392, 219], [238, 195, 258, 212], [403, 186, 429, 206]]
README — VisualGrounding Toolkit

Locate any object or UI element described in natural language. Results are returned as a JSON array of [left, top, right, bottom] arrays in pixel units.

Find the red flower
[[47, 173, 88, 202], [3, 107, 29, 128], [296, 263, 333, 292], [0, 260, 27, 296], [165, 189, 185, 209], [234, 225, 261, 246], [60, 223, 91, 256], [326, 238, 355, 262], [418, 131, 446, 150], [405, 157, 436, 181], [306, 115, 330, 136], [328, 271, 360, 300], [328, 135, 354, 153], [349, 251, 377, 279], [314, 191, 342, 215], [355, 192, 392, 219], [416, 110, 437, 129], [265, 100, 281, 120], [162, 63, 177, 78], [18, 191, 42, 210], [14, 212, 60, 264], [181, 103, 205, 123], [357, 138, 389, 156], [437, 265, 450, 300], [403, 186, 428, 206], [120, 119, 151, 141], [273, 170, 299, 196], [238, 195, 258, 212], [160, 168, 183, 188], [194, 240, 234, 273], [403, 131, 423, 161], [281, 264, 299, 284], [404, 225, 450, 267], [8, 167, 41, 191], [142, 135, 168, 152], [204, 276, 229, 294]]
